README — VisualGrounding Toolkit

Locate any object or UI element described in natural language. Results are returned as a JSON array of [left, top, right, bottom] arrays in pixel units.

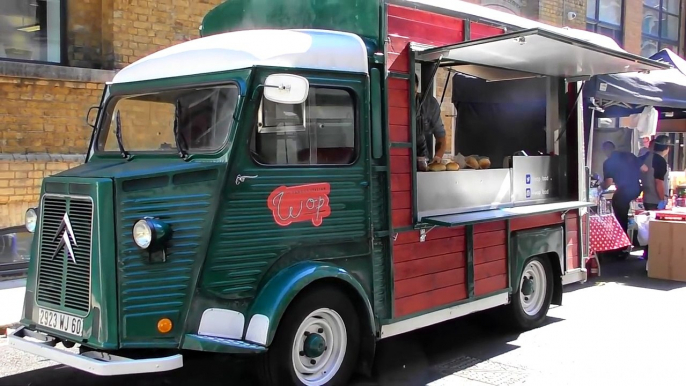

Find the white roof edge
[[406, 0, 627, 53], [111, 29, 369, 85]]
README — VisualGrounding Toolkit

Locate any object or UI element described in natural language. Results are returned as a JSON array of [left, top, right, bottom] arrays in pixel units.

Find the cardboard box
[[648, 220, 686, 282]]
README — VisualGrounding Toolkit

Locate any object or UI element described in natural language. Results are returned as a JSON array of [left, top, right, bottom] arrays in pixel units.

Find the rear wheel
[[256, 286, 360, 386], [505, 256, 554, 330]]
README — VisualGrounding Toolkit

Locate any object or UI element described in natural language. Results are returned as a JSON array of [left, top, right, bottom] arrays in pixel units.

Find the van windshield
[[97, 85, 239, 154]]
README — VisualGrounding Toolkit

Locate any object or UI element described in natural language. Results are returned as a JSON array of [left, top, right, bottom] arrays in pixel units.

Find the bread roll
[[465, 156, 479, 169], [446, 162, 460, 171], [453, 153, 467, 169], [478, 157, 491, 169], [428, 162, 447, 172]]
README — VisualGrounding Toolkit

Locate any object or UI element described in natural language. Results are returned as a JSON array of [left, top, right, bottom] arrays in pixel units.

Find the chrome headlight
[[25, 208, 38, 233], [132, 219, 153, 249], [132, 217, 172, 252]]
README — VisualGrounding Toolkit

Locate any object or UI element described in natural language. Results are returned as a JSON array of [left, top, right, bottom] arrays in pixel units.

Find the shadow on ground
[[2, 253, 673, 386], [0, 314, 563, 386], [564, 251, 686, 294]]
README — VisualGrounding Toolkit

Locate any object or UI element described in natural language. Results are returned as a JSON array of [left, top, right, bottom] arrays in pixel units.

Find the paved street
[[0, 279, 24, 330], [2, 255, 686, 386]]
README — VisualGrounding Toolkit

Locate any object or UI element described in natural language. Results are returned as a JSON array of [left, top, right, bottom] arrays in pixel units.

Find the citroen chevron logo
[[52, 213, 77, 264]]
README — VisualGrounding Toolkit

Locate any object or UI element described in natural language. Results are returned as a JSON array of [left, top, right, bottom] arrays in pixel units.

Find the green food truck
[[9, 0, 668, 385]]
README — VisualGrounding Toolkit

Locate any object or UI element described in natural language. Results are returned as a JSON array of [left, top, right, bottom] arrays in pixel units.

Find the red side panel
[[470, 21, 505, 39], [510, 211, 582, 271], [565, 211, 580, 269], [387, 5, 465, 58], [473, 221, 508, 296], [385, 5, 507, 318], [510, 212, 564, 231], [392, 227, 468, 318], [386, 5, 470, 229], [388, 77, 412, 228]]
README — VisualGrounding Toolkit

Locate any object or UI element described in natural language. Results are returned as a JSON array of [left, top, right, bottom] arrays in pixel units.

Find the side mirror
[[86, 106, 100, 130], [263, 74, 309, 105]]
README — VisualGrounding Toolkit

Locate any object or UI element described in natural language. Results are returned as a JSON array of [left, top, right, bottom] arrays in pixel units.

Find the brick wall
[[623, 0, 643, 55], [68, 0, 104, 68], [62, 0, 225, 71], [0, 156, 84, 229], [538, 0, 586, 28], [0, 76, 104, 154], [109, 0, 223, 69], [538, 0, 564, 25], [435, 67, 455, 157], [0, 0, 228, 229]]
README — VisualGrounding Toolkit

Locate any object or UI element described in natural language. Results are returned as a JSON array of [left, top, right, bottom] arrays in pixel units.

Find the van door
[[201, 74, 373, 302]]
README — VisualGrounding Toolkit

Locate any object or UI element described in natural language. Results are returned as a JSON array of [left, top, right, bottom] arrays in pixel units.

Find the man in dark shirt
[[639, 135, 671, 211], [637, 135, 671, 259], [601, 141, 644, 234], [415, 74, 446, 164]]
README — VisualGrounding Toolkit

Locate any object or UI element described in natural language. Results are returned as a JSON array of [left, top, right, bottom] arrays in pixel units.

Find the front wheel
[[256, 286, 360, 386], [505, 255, 554, 330]]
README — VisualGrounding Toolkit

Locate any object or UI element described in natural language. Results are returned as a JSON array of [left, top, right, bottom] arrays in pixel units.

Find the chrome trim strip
[[9, 327, 183, 376]]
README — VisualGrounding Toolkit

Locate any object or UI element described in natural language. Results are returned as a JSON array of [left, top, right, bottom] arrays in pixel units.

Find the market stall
[[581, 48, 686, 264]]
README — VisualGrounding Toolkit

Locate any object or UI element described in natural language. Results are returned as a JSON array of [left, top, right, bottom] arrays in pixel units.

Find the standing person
[[638, 135, 672, 259], [639, 135, 671, 211], [415, 74, 447, 167], [638, 136, 651, 157], [601, 141, 645, 234]]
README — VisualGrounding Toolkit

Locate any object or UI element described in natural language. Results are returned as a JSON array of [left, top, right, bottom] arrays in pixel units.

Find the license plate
[[37, 308, 83, 336]]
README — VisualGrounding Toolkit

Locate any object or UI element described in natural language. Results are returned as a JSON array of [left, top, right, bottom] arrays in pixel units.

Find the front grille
[[36, 195, 93, 314]]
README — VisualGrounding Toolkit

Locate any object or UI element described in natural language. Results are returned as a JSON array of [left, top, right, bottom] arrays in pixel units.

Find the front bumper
[[8, 326, 183, 376]]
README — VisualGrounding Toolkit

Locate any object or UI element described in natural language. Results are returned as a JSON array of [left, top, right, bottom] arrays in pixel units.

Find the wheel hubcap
[[519, 260, 547, 316], [303, 333, 326, 358], [292, 308, 347, 386], [521, 277, 534, 296]]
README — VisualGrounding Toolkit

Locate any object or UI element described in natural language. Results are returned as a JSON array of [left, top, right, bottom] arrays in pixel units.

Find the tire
[[256, 286, 361, 386], [505, 255, 554, 331]]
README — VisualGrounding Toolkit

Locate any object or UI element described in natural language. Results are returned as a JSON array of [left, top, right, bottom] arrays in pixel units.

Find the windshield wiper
[[115, 110, 130, 159], [173, 100, 189, 160]]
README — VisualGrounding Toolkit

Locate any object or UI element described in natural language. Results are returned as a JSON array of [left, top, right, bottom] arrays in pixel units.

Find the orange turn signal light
[[157, 318, 173, 334]]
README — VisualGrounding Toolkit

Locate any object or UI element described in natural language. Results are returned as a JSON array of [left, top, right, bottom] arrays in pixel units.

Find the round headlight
[[25, 208, 38, 233], [132, 220, 153, 249]]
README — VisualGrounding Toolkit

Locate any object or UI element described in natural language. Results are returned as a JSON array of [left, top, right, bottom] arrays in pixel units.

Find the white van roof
[[111, 29, 369, 84]]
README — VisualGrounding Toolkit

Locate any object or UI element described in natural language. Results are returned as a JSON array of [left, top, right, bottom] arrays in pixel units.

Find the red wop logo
[[267, 183, 332, 227]]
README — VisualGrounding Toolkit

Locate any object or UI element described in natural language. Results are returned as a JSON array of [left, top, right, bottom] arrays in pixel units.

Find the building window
[[0, 0, 63, 63], [641, 0, 682, 57], [251, 87, 358, 166], [586, 0, 624, 45]]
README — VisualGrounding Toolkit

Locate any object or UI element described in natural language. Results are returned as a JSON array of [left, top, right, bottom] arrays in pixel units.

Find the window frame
[[641, 0, 682, 56], [0, 0, 68, 65], [94, 82, 241, 157], [249, 82, 361, 168], [586, 0, 625, 46]]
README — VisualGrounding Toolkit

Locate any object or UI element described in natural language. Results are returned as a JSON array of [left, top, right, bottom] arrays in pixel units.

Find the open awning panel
[[422, 201, 595, 228], [416, 28, 670, 79]]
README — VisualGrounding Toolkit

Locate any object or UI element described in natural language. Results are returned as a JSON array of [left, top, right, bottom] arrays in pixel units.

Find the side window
[[251, 87, 357, 165]]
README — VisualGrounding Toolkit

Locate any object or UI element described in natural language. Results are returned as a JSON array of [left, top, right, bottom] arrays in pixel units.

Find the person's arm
[[654, 156, 667, 201], [601, 159, 614, 190], [429, 97, 446, 163], [637, 153, 649, 173]]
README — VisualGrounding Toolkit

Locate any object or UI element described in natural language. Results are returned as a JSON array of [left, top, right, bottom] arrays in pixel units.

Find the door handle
[[236, 174, 258, 185]]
